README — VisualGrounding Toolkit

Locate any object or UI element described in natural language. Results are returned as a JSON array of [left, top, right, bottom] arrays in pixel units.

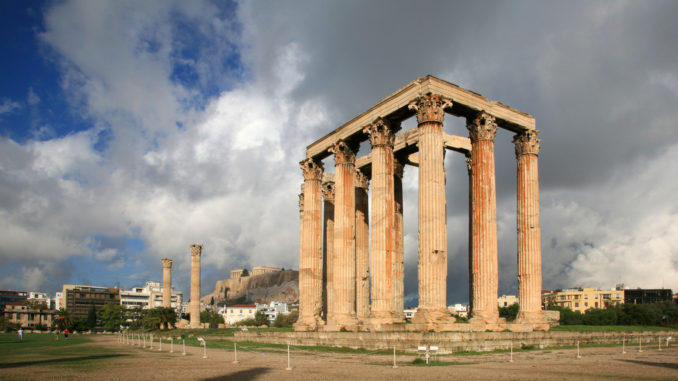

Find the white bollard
[[138, 334, 141, 347], [393, 345, 397, 368], [658, 337, 662, 351], [182, 339, 186, 356], [286, 344, 292, 371], [150, 335, 153, 350], [510, 342, 514, 363], [233, 342, 239, 364], [171, 338, 174, 353], [576, 341, 582, 359], [159, 337, 163, 351], [198, 337, 207, 359], [143, 335, 146, 348], [622, 338, 626, 354], [638, 337, 643, 353]]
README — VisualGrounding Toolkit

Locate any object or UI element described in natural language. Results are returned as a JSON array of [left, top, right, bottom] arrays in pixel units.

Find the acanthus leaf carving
[[321, 180, 336, 201], [300, 158, 324, 181], [513, 130, 540, 157], [354, 169, 369, 189], [329, 139, 358, 165], [408, 93, 452, 124], [363, 118, 398, 148], [466, 111, 497, 142]]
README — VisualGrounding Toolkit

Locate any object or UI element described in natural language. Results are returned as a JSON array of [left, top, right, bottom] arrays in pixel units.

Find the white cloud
[[0, 99, 21, 115]]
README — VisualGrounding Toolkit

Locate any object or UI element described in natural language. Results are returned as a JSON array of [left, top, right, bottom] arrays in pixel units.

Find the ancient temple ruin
[[296, 76, 548, 332]]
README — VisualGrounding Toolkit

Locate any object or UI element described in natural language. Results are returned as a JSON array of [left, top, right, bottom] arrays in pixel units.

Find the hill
[[200, 269, 298, 305]]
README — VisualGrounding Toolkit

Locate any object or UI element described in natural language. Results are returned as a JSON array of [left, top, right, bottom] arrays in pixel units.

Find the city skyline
[[1, 1, 677, 303]]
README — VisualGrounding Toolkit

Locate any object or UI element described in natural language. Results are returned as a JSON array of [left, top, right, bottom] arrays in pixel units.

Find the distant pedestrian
[[64, 328, 69, 339], [18, 328, 23, 341]]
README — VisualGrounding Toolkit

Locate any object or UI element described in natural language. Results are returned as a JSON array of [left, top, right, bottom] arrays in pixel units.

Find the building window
[[584, 295, 588, 300], [575, 303, 579, 308]]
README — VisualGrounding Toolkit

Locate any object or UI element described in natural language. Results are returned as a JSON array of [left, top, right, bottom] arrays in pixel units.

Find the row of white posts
[[116, 333, 671, 367], [116, 333, 294, 370]]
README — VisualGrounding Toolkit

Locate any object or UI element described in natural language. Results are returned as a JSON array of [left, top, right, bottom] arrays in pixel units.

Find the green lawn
[[0, 332, 131, 373], [551, 325, 677, 331]]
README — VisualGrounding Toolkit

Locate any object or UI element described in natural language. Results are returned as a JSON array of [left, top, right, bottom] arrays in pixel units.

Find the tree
[[86, 306, 97, 329], [141, 307, 177, 330], [582, 308, 617, 325], [210, 296, 215, 306], [223, 287, 230, 299], [200, 310, 224, 328], [99, 303, 124, 331], [241, 268, 249, 276], [548, 306, 583, 325], [54, 308, 73, 331], [498, 303, 519, 321]]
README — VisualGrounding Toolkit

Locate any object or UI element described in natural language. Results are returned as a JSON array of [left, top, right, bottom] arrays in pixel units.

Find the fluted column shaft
[[189, 245, 202, 328], [514, 131, 546, 325], [393, 160, 405, 320], [408, 94, 454, 324], [355, 171, 370, 321], [297, 158, 324, 330], [365, 119, 398, 322], [322, 180, 335, 321], [329, 140, 359, 328], [467, 112, 500, 323], [162, 258, 172, 308]]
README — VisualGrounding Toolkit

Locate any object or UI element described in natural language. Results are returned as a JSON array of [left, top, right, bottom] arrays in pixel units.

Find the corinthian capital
[[363, 118, 398, 148], [408, 93, 452, 124], [355, 169, 369, 189], [161, 258, 173, 268], [466, 111, 497, 142], [190, 244, 203, 257], [329, 139, 358, 165], [394, 158, 404, 179], [300, 158, 324, 181], [321, 180, 336, 202], [513, 130, 540, 157]]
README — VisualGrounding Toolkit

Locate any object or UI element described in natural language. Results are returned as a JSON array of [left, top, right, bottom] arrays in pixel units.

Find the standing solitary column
[[162, 258, 173, 308], [189, 245, 202, 328], [514, 130, 548, 329], [408, 93, 455, 327], [393, 159, 405, 320], [295, 158, 324, 331], [365, 118, 399, 325], [322, 179, 335, 322], [328, 139, 359, 330], [467, 112, 502, 326], [355, 170, 370, 322]]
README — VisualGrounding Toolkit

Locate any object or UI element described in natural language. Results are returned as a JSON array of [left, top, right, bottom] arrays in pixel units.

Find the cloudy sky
[[1, 0, 677, 305]]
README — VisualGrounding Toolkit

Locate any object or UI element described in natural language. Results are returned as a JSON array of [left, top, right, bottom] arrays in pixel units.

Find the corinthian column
[[364, 118, 399, 325], [161, 258, 173, 308], [393, 159, 405, 320], [408, 93, 455, 326], [295, 158, 324, 331], [514, 130, 548, 328], [467, 112, 502, 326], [322, 179, 335, 322], [355, 170, 370, 322], [328, 139, 359, 330], [189, 245, 202, 328]]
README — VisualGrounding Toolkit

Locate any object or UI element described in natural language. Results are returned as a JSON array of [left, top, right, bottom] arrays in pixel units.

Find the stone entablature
[[297, 76, 548, 333], [252, 266, 281, 276]]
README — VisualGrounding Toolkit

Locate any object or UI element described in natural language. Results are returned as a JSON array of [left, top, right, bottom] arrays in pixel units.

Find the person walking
[[64, 328, 69, 339], [18, 328, 23, 341]]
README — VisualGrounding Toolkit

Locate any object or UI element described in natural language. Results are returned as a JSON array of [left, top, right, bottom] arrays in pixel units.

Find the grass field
[[0, 332, 131, 375]]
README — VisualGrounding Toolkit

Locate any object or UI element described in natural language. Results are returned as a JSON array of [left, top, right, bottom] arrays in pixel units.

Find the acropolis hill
[[201, 269, 299, 305]]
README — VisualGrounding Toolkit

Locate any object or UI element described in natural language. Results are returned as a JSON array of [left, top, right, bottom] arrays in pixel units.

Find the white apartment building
[[27, 291, 52, 309], [224, 304, 257, 325], [119, 281, 183, 312], [257, 301, 289, 322]]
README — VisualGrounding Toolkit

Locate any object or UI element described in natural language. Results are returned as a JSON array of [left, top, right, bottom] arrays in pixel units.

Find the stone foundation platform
[[232, 330, 674, 354]]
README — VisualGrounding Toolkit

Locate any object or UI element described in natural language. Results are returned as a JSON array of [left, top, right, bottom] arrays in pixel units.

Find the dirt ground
[[2, 335, 677, 380]]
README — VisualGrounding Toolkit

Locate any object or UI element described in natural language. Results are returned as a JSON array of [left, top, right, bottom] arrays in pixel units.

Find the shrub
[[582, 308, 617, 325], [499, 303, 519, 321]]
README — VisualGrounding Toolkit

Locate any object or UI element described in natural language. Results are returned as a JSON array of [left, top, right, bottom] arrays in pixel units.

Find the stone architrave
[[327, 139, 359, 330], [408, 93, 455, 327], [393, 159, 405, 320], [364, 118, 400, 325], [189, 245, 203, 328], [467, 112, 503, 326], [296, 158, 324, 330], [322, 180, 335, 321], [161, 258, 173, 308], [513, 130, 548, 328], [355, 170, 370, 322]]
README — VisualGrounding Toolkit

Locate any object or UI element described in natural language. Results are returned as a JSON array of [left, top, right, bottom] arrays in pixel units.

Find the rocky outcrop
[[201, 270, 299, 305]]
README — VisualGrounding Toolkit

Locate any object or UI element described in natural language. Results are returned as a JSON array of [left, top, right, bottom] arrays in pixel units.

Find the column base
[[324, 315, 359, 332], [515, 310, 550, 331], [293, 316, 323, 332], [368, 312, 404, 331], [408, 307, 456, 332], [469, 311, 506, 331]]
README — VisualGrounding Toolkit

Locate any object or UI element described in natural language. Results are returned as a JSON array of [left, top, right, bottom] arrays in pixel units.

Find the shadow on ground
[[201, 367, 272, 380], [0, 354, 129, 369], [618, 359, 678, 370]]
